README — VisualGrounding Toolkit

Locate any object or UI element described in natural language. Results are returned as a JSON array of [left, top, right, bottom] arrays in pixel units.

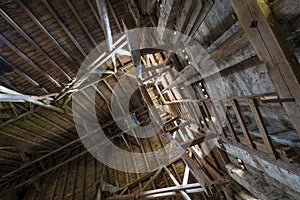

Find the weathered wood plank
[[230, 99, 254, 149], [248, 98, 277, 160]]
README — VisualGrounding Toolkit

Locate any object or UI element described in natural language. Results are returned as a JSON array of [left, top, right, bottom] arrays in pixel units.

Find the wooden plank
[[230, 99, 254, 149], [210, 29, 249, 61], [229, 0, 300, 135], [50, 168, 61, 200], [71, 151, 80, 200], [249, 99, 277, 160], [60, 162, 70, 200]]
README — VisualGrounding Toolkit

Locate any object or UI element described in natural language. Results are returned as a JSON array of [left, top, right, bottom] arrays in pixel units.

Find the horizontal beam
[[106, 183, 204, 200]]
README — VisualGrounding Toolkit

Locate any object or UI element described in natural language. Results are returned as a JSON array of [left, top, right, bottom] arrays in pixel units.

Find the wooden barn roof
[[0, 0, 300, 199]]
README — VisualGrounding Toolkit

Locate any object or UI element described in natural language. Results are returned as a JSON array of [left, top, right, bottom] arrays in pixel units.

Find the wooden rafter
[[0, 7, 71, 81], [16, 0, 79, 69], [42, 0, 87, 57]]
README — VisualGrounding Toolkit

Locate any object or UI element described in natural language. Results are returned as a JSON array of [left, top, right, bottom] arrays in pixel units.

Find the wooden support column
[[230, 0, 300, 135]]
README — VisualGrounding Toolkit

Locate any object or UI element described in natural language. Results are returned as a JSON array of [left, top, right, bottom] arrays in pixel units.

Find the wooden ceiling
[[0, 0, 145, 192], [0, 0, 300, 199]]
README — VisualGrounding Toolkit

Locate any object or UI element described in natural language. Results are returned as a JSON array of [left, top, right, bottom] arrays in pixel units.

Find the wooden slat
[[230, 99, 254, 149], [249, 99, 277, 160]]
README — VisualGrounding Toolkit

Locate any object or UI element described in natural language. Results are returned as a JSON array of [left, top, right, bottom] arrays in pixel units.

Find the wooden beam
[[118, 156, 182, 192], [220, 137, 300, 176], [163, 166, 192, 200], [42, 0, 87, 56], [17, 0, 79, 69], [0, 86, 63, 113], [0, 76, 24, 94], [209, 29, 249, 61], [96, 0, 114, 51], [81, 154, 87, 199], [181, 153, 211, 188], [0, 106, 41, 129], [187, 0, 214, 38], [0, 7, 71, 81], [107, 0, 123, 32], [229, 0, 300, 135], [140, 85, 163, 125], [192, 149, 222, 180], [50, 168, 61, 200], [1, 120, 147, 194], [0, 33, 61, 88], [157, 0, 180, 36], [8, 123, 60, 148], [65, 0, 97, 46], [141, 167, 162, 192], [165, 129, 211, 188], [219, 100, 237, 142], [182, 165, 190, 185], [231, 99, 254, 149], [271, 0, 300, 22], [125, 0, 141, 27], [249, 98, 277, 160], [60, 162, 70, 200], [107, 183, 204, 200]]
